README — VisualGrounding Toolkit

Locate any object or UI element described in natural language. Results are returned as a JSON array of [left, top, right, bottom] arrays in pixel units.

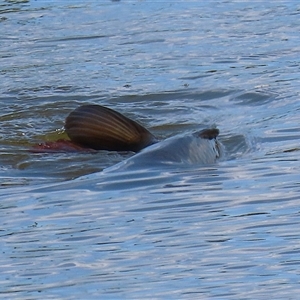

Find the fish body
[[104, 128, 223, 172], [33, 104, 223, 167]]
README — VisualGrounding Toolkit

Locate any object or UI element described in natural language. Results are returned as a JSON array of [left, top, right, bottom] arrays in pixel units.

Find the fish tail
[[198, 128, 219, 140]]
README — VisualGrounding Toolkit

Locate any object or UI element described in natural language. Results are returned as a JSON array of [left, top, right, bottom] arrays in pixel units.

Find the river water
[[1, 1, 300, 299]]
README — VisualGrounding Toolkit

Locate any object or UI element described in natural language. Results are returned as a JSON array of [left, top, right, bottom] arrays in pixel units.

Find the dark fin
[[65, 105, 157, 152], [198, 128, 219, 140]]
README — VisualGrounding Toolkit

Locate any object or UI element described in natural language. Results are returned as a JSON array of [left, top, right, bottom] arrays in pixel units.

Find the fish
[[33, 104, 223, 166], [104, 128, 222, 172], [31, 139, 95, 153], [65, 104, 223, 166]]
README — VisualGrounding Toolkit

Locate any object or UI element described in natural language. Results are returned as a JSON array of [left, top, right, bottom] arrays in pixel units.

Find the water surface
[[0, 1, 300, 299]]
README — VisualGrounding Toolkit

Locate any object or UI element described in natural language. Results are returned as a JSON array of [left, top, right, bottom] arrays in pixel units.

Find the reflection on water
[[1, 0, 300, 299]]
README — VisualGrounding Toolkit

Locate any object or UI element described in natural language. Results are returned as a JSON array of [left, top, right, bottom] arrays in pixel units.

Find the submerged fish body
[[33, 104, 223, 170], [104, 129, 223, 172], [26, 105, 224, 193], [63, 104, 223, 169]]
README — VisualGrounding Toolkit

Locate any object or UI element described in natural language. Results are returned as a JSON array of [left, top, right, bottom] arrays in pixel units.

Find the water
[[1, 1, 300, 299]]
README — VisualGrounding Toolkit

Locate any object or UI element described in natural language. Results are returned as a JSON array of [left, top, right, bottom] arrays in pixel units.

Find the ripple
[[1, 1, 300, 299]]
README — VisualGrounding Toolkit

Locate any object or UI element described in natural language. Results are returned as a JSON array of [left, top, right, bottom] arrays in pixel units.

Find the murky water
[[1, 1, 300, 299]]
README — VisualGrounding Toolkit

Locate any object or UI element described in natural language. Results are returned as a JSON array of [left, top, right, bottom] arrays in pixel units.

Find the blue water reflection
[[1, 1, 300, 299]]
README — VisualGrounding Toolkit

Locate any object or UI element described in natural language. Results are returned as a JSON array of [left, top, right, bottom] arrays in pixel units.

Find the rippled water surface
[[1, 1, 300, 299]]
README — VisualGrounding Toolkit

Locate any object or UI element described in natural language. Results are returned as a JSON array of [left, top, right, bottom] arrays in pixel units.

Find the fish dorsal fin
[[65, 105, 157, 152]]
